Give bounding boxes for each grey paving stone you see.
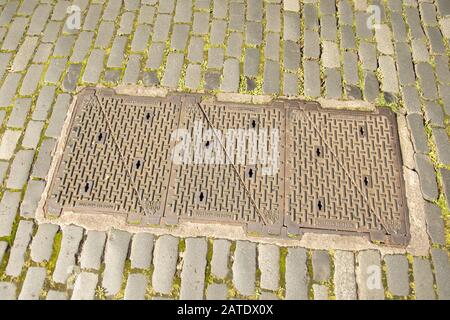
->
[123,55,141,84]
[180,238,208,300]
[375,25,394,55]
[411,39,430,63]
[284,41,300,72]
[45,58,67,84]
[211,239,231,279]
[395,43,416,86]
[304,3,319,30]
[118,12,135,35]
[31,86,55,120]
[206,283,227,300]
[171,24,190,51]
[385,254,410,296]
[423,100,444,127]
[45,94,71,139]
[95,22,114,48]
[0,282,16,300]
[5,220,34,277]
[263,60,280,94]
[124,273,148,300]
[6,150,34,190]
[322,41,340,69]
[53,225,84,284]
[20,180,45,219]
[54,35,76,57]
[138,5,155,24]
[187,37,204,63]
[379,56,399,94]
[20,64,44,96]
[192,12,209,35]
[30,223,59,263]
[103,0,121,20]
[430,248,450,300]
[266,4,281,32]
[130,233,154,270]
[355,12,372,39]
[173,0,192,21]
[42,21,62,43]
[210,20,227,45]
[159,0,175,13]
[436,0,450,16]
[359,42,377,71]
[32,138,56,179]
[0,73,21,107]
[363,71,379,102]
[248,0,263,21]
[325,68,342,99]
[161,53,184,89]
[338,0,353,25]
[414,154,438,201]
[244,48,260,77]
[63,64,82,92]
[80,231,107,271]
[146,42,165,69]
[229,3,244,31]
[131,25,151,53]
[319,0,336,15]
[152,235,179,295]
[283,12,300,41]
[407,113,429,154]
[283,72,298,96]
[312,250,331,282]
[246,21,262,45]
[0,52,11,79]
[0,192,21,237]
[70,32,93,63]
[304,60,321,98]
[205,71,221,90]
[50,0,70,21]
[83,4,102,31]
[440,84,450,115]
[142,71,160,86]
[432,128,450,165]
[12,37,39,72]
[195,0,210,10]
[185,64,202,89]
[18,267,46,300]
[425,26,446,54]
[102,230,131,296]
[334,251,357,300]
[71,272,98,300]
[208,47,224,69]
[419,2,437,26]
[320,15,337,41]
[340,25,356,49]
[259,292,279,300]
[0,162,7,184]
[2,17,28,51]
[343,52,359,86]
[0,1,19,27]
[153,14,172,42]
[313,284,329,300]
[213,0,227,18]
[440,168,450,205]
[22,121,44,149]
[285,248,308,300]
[0,241,6,263]
[303,30,320,59]
[356,250,384,300]
[221,59,240,93]
[0,130,21,161]
[435,56,450,84]
[406,7,426,40]
[413,258,436,300]
[390,12,408,42]
[107,36,128,68]
[258,244,279,291]
[227,32,243,58]
[232,241,256,296]
[46,290,67,300]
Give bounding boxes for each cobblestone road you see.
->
[0,0,449,300]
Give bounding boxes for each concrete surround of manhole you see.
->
[36,86,429,256]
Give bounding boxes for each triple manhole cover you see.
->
[44,88,410,245]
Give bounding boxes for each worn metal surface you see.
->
[44,88,409,245]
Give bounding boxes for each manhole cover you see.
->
[44,88,410,245]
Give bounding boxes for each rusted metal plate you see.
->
[44,88,410,245]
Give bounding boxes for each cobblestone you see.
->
[415,154,439,202]
[285,248,308,300]
[18,267,46,300]
[53,225,84,284]
[71,272,98,300]
[413,258,436,300]
[6,220,34,277]
[0,282,16,300]
[356,250,384,300]
[30,223,59,263]
[130,233,154,270]
[0,192,21,237]
[152,235,179,295]
[385,254,410,297]
[180,238,207,300]
[20,180,45,218]
[232,241,256,296]
[124,273,148,300]
[430,248,450,300]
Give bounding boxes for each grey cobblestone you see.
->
[321,15,337,41]
[2,17,28,51]
[0,2,19,27]
[423,101,444,128]
[123,55,141,84]
[440,168,450,205]
[146,42,165,69]
[425,27,446,54]
[130,233,154,270]
[138,5,155,24]
[42,21,62,43]
[385,254,409,296]
[304,60,320,98]
[431,248,450,300]
[103,0,122,20]
[22,121,44,149]
[208,48,224,69]
[21,64,44,96]
[432,128,450,165]
[187,37,204,63]
[0,73,21,107]
[375,25,394,55]
[211,239,231,279]
[413,258,436,300]
[0,130,21,160]
[71,32,94,63]
[71,272,98,300]
[356,250,384,300]
[415,153,438,202]
[283,72,298,96]
[322,41,340,69]
[304,30,320,59]
[416,62,438,100]
[284,41,300,72]
[152,235,179,295]
[54,35,75,57]
[312,250,331,282]
[0,192,21,237]
[334,251,357,300]
[312,284,329,300]
[45,94,71,139]
[95,22,114,49]
[6,150,34,190]
[32,86,56,121]
[185,64,201,89]
[395,43,416,86]
[63,64,82,92]
[32,139,56,179]
[180,238,207,300]
[221,58,240,93]
[205,71,221,90]
[46,290,67,300]
[174,0,192,23]
[102,230,131,296]
[325,68,342,99]
[258,244,279,291]
[118,12,135,35]
[340,25,356,49]
[227,32,243,58]
[379,56,399,94]
[0,282,16,300]
[153,14,172,42]
[83,4,102,31]
[244,48,260,77]
[0,241,6,264]
[206,283,227,300]
[232,241,256,296]
[263,60,280,94]
[407,113,429,154]
[53,225,84,284]
[6,220,34,277]
[131,25,152,53]
[266,4,281,32]
[285,247,308,300]
[229,3,244,31]
[210,20,227,45]
[30,223,59,263]
[18,267,46,300]
[411,40,430,63]
[80,231,107,271]
[124,273,148,300]
[171,24,190,51]
[45,58,67,84]
[12,37,38,72]
[162,53,184,88]
[283,12,300,41]
[20,180,45,218]
[107,37,128,68]
[390,12,408,42]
